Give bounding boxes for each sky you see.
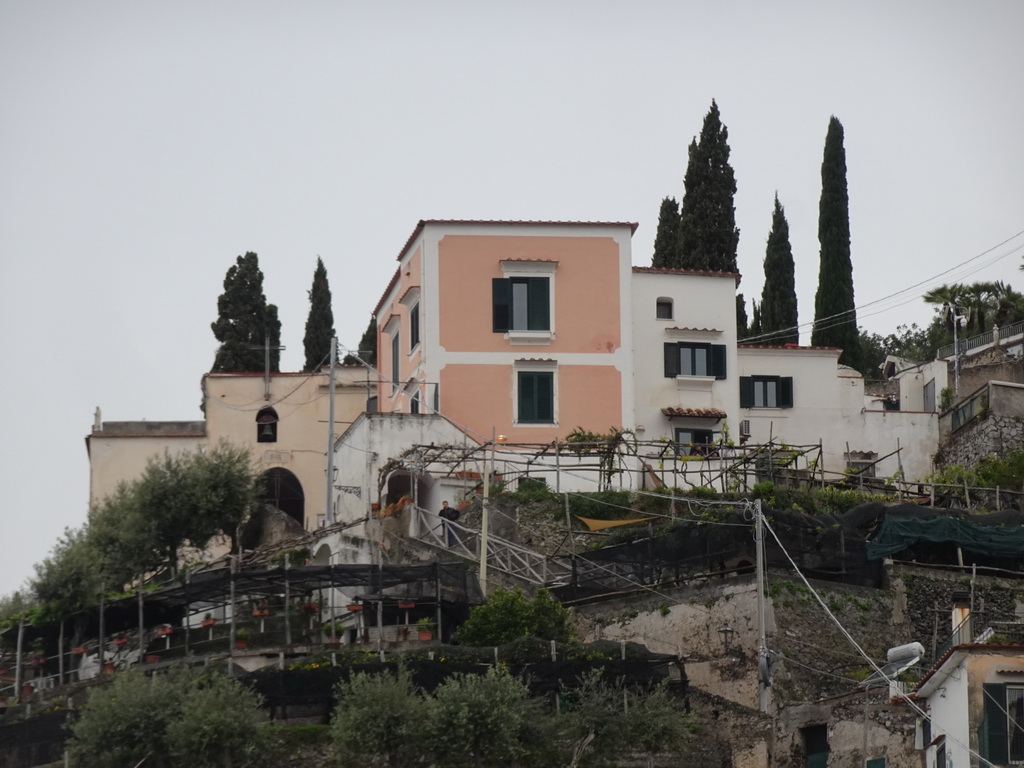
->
[1,1,1023,597]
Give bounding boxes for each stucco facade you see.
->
[87,367,371,530]
[374,220,637,442]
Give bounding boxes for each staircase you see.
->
[410,505,571,586]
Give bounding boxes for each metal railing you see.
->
[411,505,571,586]
[936,320,1024,360]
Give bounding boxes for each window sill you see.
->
[506,330,553,345]
[515,421,558,427]
[675,375,716,391]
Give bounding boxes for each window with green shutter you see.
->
[493,277,550,332]
[518,371,554,424]
[663,342,727,379]
[409,302,420,350]
[982,683,1009,764]
[740,376,794,408]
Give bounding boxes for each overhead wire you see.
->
[759,511,995,766]
[742,229,1024,346]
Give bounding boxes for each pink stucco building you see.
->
[373,220,640,442]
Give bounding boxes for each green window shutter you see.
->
[519,372,536,422]
[780,377,794,408]
[740,377,754,407]
[410,303,420,349]
[982,683,1009,764]
[492,278,510,332]
[536,372,553,422]
[711,344,727,379]
[518,372,554,423]
[664,343,679,378]
[526,277,550,330]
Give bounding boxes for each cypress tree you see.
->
[750,300,763,339]
[760,195,799,344]
[210,252,282,373]
[677,100,740,272]
[651,197,681,268]
[302,257,335,371]
[811,116,858,367]
[736,294,749,339]
[344,317,377,367]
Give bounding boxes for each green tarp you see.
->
[867,516,1024,561]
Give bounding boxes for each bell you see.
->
[260,423,275,438]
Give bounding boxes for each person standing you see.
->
[439,500,459,546]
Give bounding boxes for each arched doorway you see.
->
[260,468,304,526]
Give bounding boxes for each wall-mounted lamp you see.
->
[718,623,735,651]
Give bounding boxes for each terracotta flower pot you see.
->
[145,655,160,663]
[113,637,129,646]
[234,640,248,650]
[347,604,362,612]
[72,646,87,655]
[201,619,216,628]
[418,630,433,641]
[398,601,416,610]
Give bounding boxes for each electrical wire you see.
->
[742,229,1024,346]
[759,512,995,767]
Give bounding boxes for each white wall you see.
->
[631,270,739,442]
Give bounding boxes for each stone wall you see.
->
[938,412,1024,470]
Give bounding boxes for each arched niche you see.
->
[259,467,304,526]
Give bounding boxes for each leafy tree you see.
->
[561,671,692,768]
[31,526,101,624]
[677,100,740,272]
[811,117,859,368]
[331,666,428,767]
[69,670,266,768]
[426,668,537,768]
[166,674,269,768]
[211,252,282,373]
[69,669,185,768]
[651,197,681,268]
[303,257,335,372]
[344,316,377,367]
[858,321,948,377]
[88,442,260,581]
[760,195,799,344]
[456,587,574,646]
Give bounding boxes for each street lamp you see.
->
[942,303,969,396]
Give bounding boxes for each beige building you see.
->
[87,367,372,529]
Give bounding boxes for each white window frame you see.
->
[500,260,557,345]
[513,360,558,427]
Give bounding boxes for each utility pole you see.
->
[755,499,769,713]
[325,337,337,526]
[480,434,491,594]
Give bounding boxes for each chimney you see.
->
[952,590,972,645]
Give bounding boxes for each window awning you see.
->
[661,407,727,421]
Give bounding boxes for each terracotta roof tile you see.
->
[661,407,728,420]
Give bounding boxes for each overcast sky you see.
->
[2,1,1022,597]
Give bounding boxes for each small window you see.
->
[845,452,877,478]
[663,342,727,379]
[656,298,673,319]
[256,407,278,443]
[740,376,793,408]
[802,724,829,768]
[675,428,713,456]
[409,302,420,350]
[410,394,420,415]
[493,277,550,332]
[391,332,400,389]
[518,371,554,424]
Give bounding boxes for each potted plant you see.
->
[201,613,216,628]
[323,621,344,643]
[156,624,173,637]
[416,617,435,642]
[234,627,251,650]
[113,635,129,646]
